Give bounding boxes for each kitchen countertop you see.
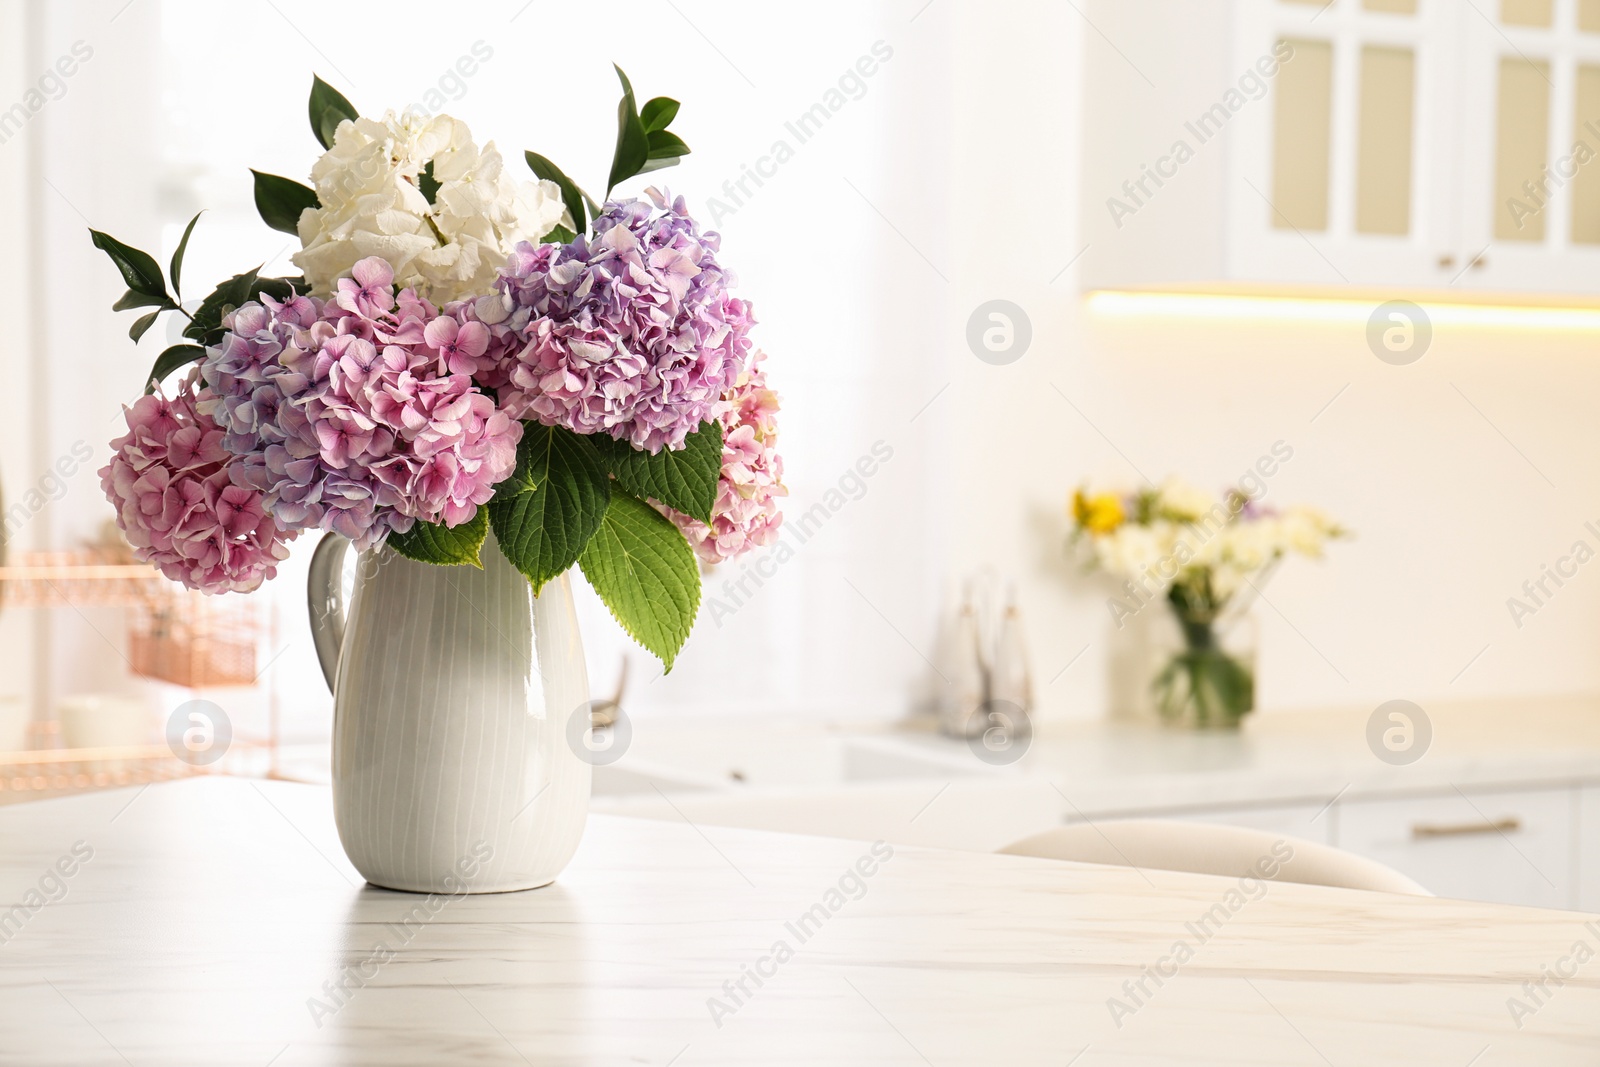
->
[594,697,1600,851]
[1,777,1597,1065]
[1002,694,1600,810]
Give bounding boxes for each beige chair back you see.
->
[999,819,1430,896]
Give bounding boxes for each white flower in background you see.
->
[1218,519,1277,572]
[1155,478,1218,523]
[1189,523,1227,568]
[1209,563,1246,602]
[293,111,572,304]
[1094,522,1177,584]
[1278,506,1339,557]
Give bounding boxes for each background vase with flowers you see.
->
[1070,478,1345,729]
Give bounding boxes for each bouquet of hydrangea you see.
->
[1069,478,1344,725]
[93,70,784,670]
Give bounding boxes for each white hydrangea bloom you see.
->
[293,111,572,304]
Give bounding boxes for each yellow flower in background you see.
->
[1072,490,1125,535]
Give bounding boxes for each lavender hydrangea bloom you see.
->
[199,294,409,549]
[493,188,754,454]
[198,259,520,551]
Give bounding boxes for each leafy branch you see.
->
[89,218,306,393]
[522,64,691,240]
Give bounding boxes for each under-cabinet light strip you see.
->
[1086,290,1600,330]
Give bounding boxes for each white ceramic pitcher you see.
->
[307,530,591,893]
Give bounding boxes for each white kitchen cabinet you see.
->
[1453,0,1600,290]
[1222,0,1459,287]
[1335,786,1578,909]
[1079,0,1600,294]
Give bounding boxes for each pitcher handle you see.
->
[307,532,351,695]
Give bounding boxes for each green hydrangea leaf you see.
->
[593,421,722,525]
[387,509,489,568]
[488,424,611,593]
[578,492,700,671]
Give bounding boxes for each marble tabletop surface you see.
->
[1,777,1597,1065]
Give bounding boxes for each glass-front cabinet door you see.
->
[1455,0,1600,290]
[1078,0,1600,294]
[1227,0,1459,286]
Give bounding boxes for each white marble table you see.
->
[0,778,1596,1065]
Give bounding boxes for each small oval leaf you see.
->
[170,211,203,297]
[640,96,680,133]
[144,344,206,394]
[89,229,169,301]
[252,171,319,235]
[308,74,358,149]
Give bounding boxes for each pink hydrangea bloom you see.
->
[100,374,296,593]
[493,188,754,454]
[198,258,521,550]
[659,351,785,564]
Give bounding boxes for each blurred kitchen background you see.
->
[4,0,1600,911]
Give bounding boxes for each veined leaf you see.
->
[488,424,611,593]
[491,432,538,501]
[578,492,700,671]
[388,509,489,567]
[594,421,722,525]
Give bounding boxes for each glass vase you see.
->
[1149,608,1257,729]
